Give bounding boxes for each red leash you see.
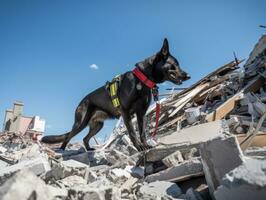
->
[132,67,160,138]
[152,102,160,138]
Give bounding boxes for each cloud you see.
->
[89,64,99,70]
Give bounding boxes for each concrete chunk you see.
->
[214,158,266,200]
[0,155,50,184]
[68,178,120,200]
[138,181,182,199]
[199,135,243,196]
[107,168,131,184]
[146,120,227,162]
[44,159,97,183]
[0,169,67,200]
[145,158,203,183]
[186,188,204,200]
[162,150,184,167]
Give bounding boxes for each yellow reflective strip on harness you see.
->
[112,98,120,107]
[110,84,116,96]
[110,82,120,107]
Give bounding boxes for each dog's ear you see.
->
[160,38,169,57]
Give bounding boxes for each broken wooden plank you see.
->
[171,60,242,99]
[206,75,266,122]
[169,83,209,118]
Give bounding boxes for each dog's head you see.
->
[151,38,190,84]
[135,38,190,85]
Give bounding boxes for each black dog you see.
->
[41,38,190,151]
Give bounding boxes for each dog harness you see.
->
[106,75,121,109]
[132,67,161,138]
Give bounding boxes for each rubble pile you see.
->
[0,35,266,200]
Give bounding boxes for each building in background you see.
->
[2,101,45,140]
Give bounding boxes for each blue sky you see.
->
[0,0,265,144]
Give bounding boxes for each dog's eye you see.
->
[170,66,176,70]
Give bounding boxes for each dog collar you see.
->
[132,67,156,89]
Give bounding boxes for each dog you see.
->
[41,38,190,151]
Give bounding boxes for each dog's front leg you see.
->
[136,109,151,150]
[121,110,143,151]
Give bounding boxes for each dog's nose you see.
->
[181,72,190,80]
[185,74,191,80]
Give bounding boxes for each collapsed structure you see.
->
[0,35,266,200]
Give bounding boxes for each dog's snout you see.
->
[181,71,190,80]
[185,74,191,80]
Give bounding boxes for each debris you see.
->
[162,150,184,167]
[0,34,265,200]
[199,135,244,196]
[214,158,266,200]
[145,158,203,183]
[137,181,182,199]
[0,169,67,200]
[0,155,50,184]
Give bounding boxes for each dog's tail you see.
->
[41,132,69,144]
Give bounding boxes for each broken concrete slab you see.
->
[214,158,266,200]
[44,159,97,183]
[0,169,67,200]
[146,120,227,162]
[199,134,244,197]
[158,120,227,145]
[138,181,182,199]
[0,155,50,184]
[145,157,203,183]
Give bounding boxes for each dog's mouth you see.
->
[167,70,190,85]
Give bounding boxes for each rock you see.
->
[107,168,131,185]
[120,176,139,194]
[68,178,120,200]
[214,158,266,200]
[105,149,135,166]
[162,150,184,167]
[125,165,144,178]
[0,146,7,153]
[0,155,50,184]
[145,158,203,183]
[138,181,182,199]
[186,188,204,200]
[184,148,198,160]
[44,159,97,183]
[59,175,87,188]
[20,144,41,161]
[199,134,243,197]
[0,169,67,200]
[0,160,9,169]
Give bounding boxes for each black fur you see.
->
[41,38,190,151]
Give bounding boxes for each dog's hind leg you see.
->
[83,110,108,151]
[60,100,94,150]
[83,121,104,151]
